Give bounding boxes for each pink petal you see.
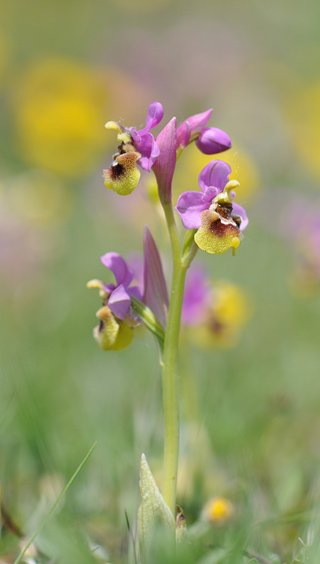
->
[108,284,131,320]
[175,191,209,229]
[176,109,213,147]
[144,101,164,131]
[131,130,160,171]
[232,202,249,231]
[198,160,231,192]
[182,267,211,325]
[152,117,177,205]
[128,285,143,301]
[100,252,133,287]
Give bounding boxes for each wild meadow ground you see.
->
[1,198,320,563]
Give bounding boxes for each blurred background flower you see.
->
[182,266,252,348]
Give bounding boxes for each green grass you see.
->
[1,189,320,563]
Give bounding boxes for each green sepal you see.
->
[182,229,198,268]
[137,454,175,545]
[131,296,165,352]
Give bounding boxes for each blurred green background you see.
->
[1,0,320,562]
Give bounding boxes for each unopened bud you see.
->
[196,127,232,155]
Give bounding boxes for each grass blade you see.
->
[13,441,97,564]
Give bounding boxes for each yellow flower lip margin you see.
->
[87,279,135,351]
[94,305,134,351]
[194,209,241,255]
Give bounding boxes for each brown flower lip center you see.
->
[109,159,126,180]
[104,148,141,182]
[208,217,240,239]
[207,202,242,238]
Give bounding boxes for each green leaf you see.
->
[137,453,175,545]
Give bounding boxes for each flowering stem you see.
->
[161,202,188,515]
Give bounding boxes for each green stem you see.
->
[161,203,188,515]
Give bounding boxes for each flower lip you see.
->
[194,207,241,255]
[94,304,134,351]
[103,148,141,196]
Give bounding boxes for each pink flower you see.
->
[176,160,248,255]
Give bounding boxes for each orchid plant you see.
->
[87,102,248,549]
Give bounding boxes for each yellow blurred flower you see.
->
[202,496,234,526]
[285,82,320,179]
[212,282,250,327]
[13,58,110,177]
[174,142,259,206]
[188,282,252,350]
